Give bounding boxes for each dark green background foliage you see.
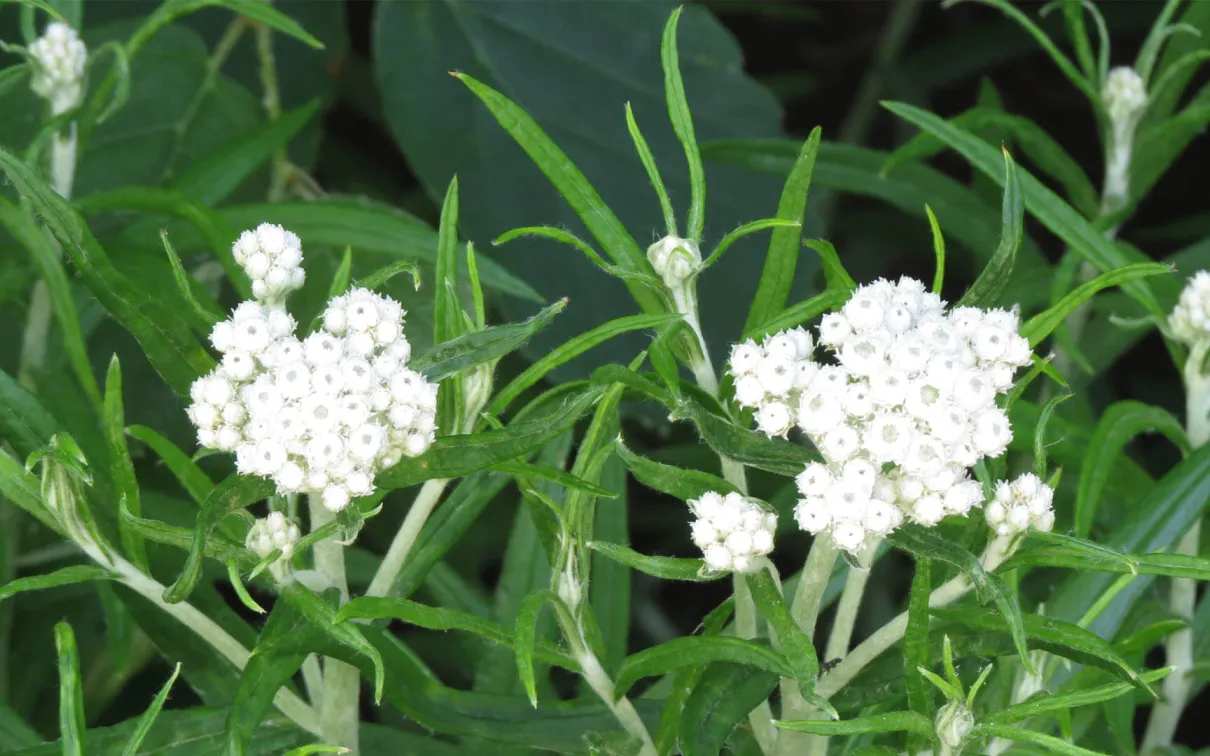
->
[2,0,1210,754]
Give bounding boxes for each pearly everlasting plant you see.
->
[2,2,1209,756]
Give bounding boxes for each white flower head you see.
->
[232,224,307,305]
[647,235,701,285]
[688,491,775,574]
[985,473,1055,536]
[1102,66,1147,124]
[246,512,301,581]
[187,228,437,514]
[28,22,87,115]
[1169,270,1210,348]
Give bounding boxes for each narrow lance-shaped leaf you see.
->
[905,557,934,737]
[678,397,818,477]
[120,664,182,756]
[587,541,717,583]
[982,667,1172,726]
[614,636,795,699]
[411,299,567,383]
[776,711,935,736]
[661,6,705,243]
[1021,262,1173,347]
[615,439,739,501]
[625,102,677,238]
[746,568,828,710]
[0,565,115,602]
[745,128,822,332]
[971,722,1113,756]
[159,230,224,329]
[54,622,85,756]
[126,424,215,506]
[803,239,857,293]
[679,662,778,756]
[0,150,215,394]
[376,386,605,490]
[104,357,148,571]
[957,146,1022,308]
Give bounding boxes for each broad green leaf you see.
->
[882,100,1166,316]
[614,636,794,698]
[884,106,1100,218]
[121,664,181,756]
[888,525,1032,671]
[744,128,822,332]
[54,622,85,756]
[174,100,320,207]
[971,723,1111,756]
[587,542,715,582]
[163,474,275,604]
[677,397,817,477]
[661,6,705,242]
[615,439,738,500]
[376,386,605,490]
[982,667,1172,726]
[334,596,577,672]
[493,314,678,417]
[956,147,1021,308]
[1020,262,1173,347]
[0,565,114,602]
[775,711,934,736]
[411,299,567,383]
[127,424,215,506]
[375,1,791,377]
[1075,400,1189,538]
[931,607,1146,691]
[0,196,102,411]
[0,149,215,395]
[678,662,778,756]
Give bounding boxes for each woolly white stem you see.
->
[1141,352,1210,749]
[366,478,449,598]
[309,496,360,753]
[577,650,656,755]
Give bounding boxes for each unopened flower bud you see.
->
[1102,66,1147,124]
[647,235,701,285]
[935,700,974,749]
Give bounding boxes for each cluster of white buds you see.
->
[688,491,776,574]
[647,235,701,285]
[984,473,1055,536]
[1102,66,1148,125]
[729,277,1033,552]
[246,512,301,561]
[1168,271,1210,347]
[186,225,438,512]
[231,224,306,304]
[730,327,816,437]
[27,22,87,115]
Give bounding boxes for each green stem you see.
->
[308,496,360,753]
[366,478,450,598]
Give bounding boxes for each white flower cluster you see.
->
[246,512,301,561]
[232,224,306,304]
[28,22,87,115]
[688,491,776,574]
[985,473,1055,536]
[1168,271,1210,347]
[1102,66,1147,124]
[730,277,1033,552]
[647,235,701,285]
[186,225,438,512]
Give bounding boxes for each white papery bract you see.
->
[730,277,1033,553]
[28,22,87,115]
[647,235,701,285]
[1103,66,1147,124]
[688,491,776,574]
[984,473,1055,536]
[246,512,301,561]
[231,224,307,305]
[1168,271,1210,347]
[187,226,438,512]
